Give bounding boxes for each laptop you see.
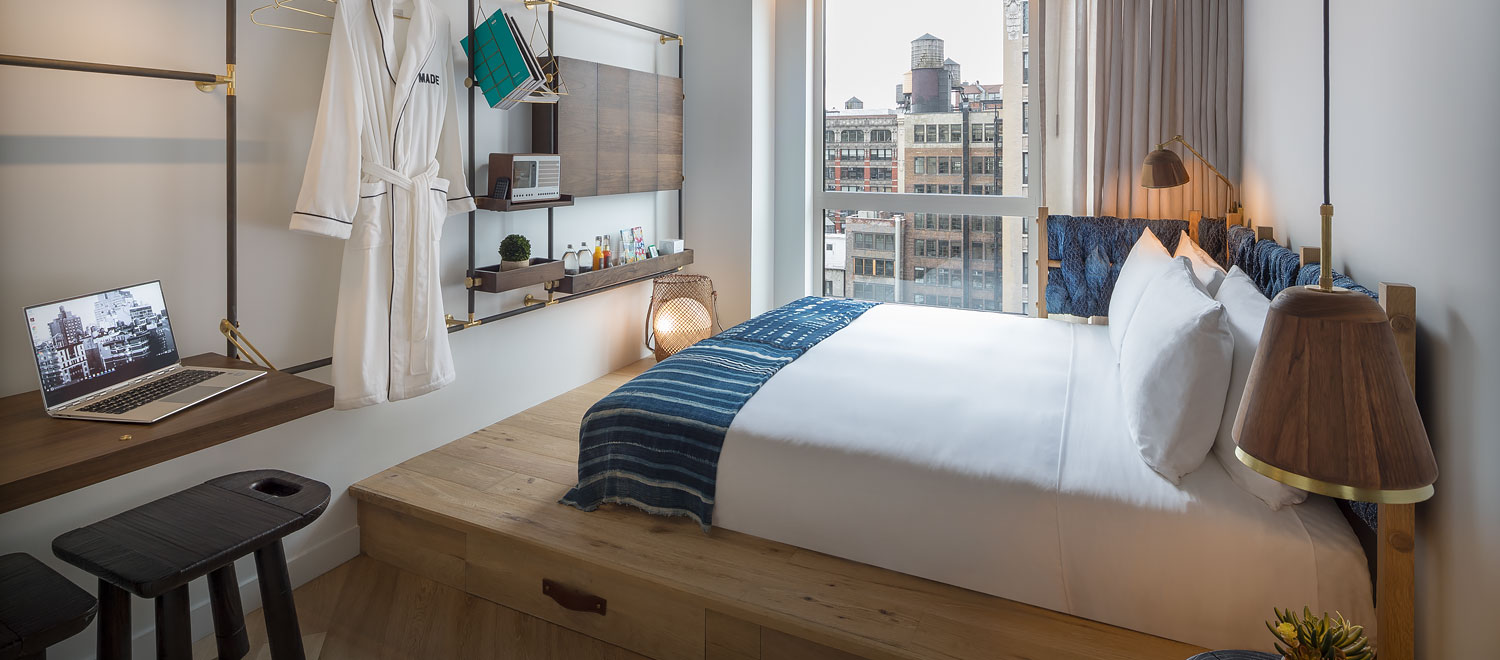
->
[24,281,265,423]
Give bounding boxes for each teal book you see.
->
[461,10,532,108]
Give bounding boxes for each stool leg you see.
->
[154,585,192,660]
[97,579,131,660]
[253,541,304,660]
[207,565,250,660]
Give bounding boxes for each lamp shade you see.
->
[1139,148,1190,189]
[1233,286,1438,503]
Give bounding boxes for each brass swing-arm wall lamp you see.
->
[1139,134,1242,216]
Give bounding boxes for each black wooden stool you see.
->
[52,470,328,660]
[0,553,98,660]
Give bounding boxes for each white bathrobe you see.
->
[290,0,475,409]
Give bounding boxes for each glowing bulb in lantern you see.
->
[653,296,712,358]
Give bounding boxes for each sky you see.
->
[824,0,1015,111]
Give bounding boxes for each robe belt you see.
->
[362,159,442,375]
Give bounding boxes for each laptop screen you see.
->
[24,281,180,408]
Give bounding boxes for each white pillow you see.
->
[1108,229,1175,359]
[1119,257,1234,483]
[1173,230,1227,296]
[1212,267,1308,509]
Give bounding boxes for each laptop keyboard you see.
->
[77,370,224,415]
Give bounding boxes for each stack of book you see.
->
[463,9,550,110]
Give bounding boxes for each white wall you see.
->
[0,1,684,657]
[684,0,776,326]
[1241,1,1500,656]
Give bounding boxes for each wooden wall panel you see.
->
[556,58,598,196]
[595,63,631,196]
[542,56,683,197]
[658,75,684,190]
[628,69,659,193]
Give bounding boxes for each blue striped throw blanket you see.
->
[560,296,877,528]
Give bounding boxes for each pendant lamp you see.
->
[1232,1,1437,503]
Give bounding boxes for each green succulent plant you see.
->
[499,234,532,263]
[1266,607,1373,660]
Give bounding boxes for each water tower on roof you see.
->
[845,96,863,110]
[944,58,962,88]
[911,33,944,69]
[909,33,950,113]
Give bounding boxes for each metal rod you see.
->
[467,0,477,320]
[678,39,684,241]
[546,5,556,259]
[226,0,239,358]
[553,1,679,39]
[283,357,332,375]
[0,54,221,84]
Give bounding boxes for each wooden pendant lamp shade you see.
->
[1139,148,1190,189]
[1233,286,1438,503]
[647,274,716,361]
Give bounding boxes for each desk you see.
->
[0,354,333,514]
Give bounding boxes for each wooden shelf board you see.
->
[0,353,333,514]
[475,194,575,213]
[555,249,693,294]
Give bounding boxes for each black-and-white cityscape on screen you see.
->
[25,281,177,404]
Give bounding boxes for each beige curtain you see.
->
[1088,0,1242,219]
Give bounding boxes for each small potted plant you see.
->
[1266,607,1372,660]
[499,234,532,271]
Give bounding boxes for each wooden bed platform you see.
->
[350,360,1205,660]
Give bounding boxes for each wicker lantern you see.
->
[647,274,717,361]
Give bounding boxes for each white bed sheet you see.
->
[713,303,1374,650]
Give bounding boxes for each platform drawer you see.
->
[466,531,705,660]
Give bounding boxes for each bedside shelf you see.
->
[556,250,693,294]
[470,259,566,293]
[0,353,333,514]
[475,195,575,212]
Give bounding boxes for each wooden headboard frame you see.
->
[1032,208,1419,660]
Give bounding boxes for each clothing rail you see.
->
[0,1,240,359]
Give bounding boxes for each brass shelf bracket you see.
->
[524,281,561,307]
[445,313,482,329]
[660,34,683,46]
[196,63,235,95]
[219,319,275,370]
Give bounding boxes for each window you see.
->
[1022,152,1030,185]
[840,148,865,159]
[853,257,895,277]
[853,232,895,251]
[825,130,835,143]
[824,167,835,180]
[820,0,1039,312]
[1023,52,1030,85]
[1022,101,1029,135]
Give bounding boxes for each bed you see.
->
[561,214,1407,654]
[712,303,1372,650]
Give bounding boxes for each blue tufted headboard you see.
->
[1041,215,1190,318]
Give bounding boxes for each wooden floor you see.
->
[191,555,648,660]
[349,358,1207,660]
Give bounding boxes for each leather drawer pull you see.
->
[542,578,607,616]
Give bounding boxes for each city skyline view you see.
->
[824,0,1011,109]
[25,281,168,348]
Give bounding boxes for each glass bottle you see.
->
[562,244,578,275]
[576,242,591,272]
[592,236,603,271]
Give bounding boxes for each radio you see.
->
[488,153,561,203]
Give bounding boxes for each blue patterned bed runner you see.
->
[560,296,877,528]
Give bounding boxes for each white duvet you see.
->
[713,303,1374,651]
